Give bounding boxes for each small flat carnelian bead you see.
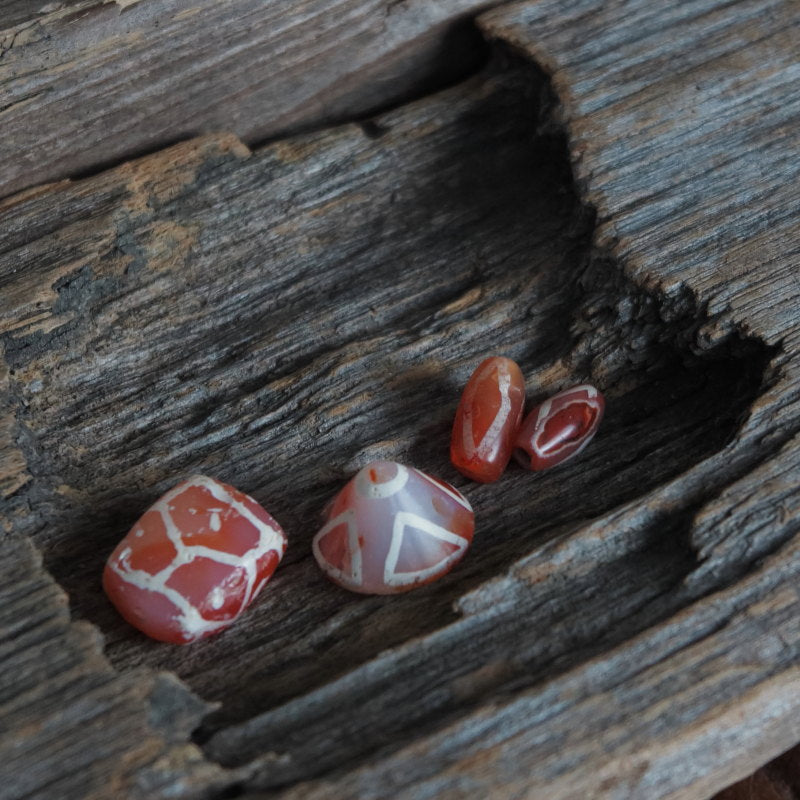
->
[514,384,605,471]
[103,475,287,644]
[450,356,526,483]
[312,460,474,594]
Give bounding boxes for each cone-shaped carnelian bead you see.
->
[103,475,287,644]
[451,356,526,482]
[313,460,474,594]
[514,384,604,471]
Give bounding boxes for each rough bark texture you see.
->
[0,0,798,798]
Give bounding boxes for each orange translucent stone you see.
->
[450,356,526,482]
[513,384,605,471]
[103,475,287,644]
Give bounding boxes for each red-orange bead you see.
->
[514,384,604,471]
[103,475,287,644]
[313,461,474,594]
[451,356,526,483]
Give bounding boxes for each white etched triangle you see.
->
[383,511,468,587]
[413,469,472,511]
[312,509,362,586]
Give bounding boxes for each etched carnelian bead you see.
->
[514,384,604,471]
[103,475,287,644]
[312,460,474,594]
[451,356,526,483]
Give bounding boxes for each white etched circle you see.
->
[355,462,409,499]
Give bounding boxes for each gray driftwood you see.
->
[0,0,798,798]
[0,0,490,199]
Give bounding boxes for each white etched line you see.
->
[113,476,286,641]
[384,511,469,587]
[194,476,286,552]
[413,469,472,512]
[109,561,231,640]
[532,396,600,459]
[476,360,512,460]
[186,476,286,607]
[461,361,512,461]
[312,509,361,586]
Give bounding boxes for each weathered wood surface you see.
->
[1,0,799,798]
[0,535,232,799]
[0,0,490,199]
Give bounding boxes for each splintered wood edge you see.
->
[0,534,236,798]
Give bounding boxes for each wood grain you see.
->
[0,0,491,199]
[0,535,232,799]
[0,0,798,798]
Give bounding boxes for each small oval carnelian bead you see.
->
[450,356,526,483]
[312,460,474,594]
[103,475,287,644]
[513,384,604,471]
